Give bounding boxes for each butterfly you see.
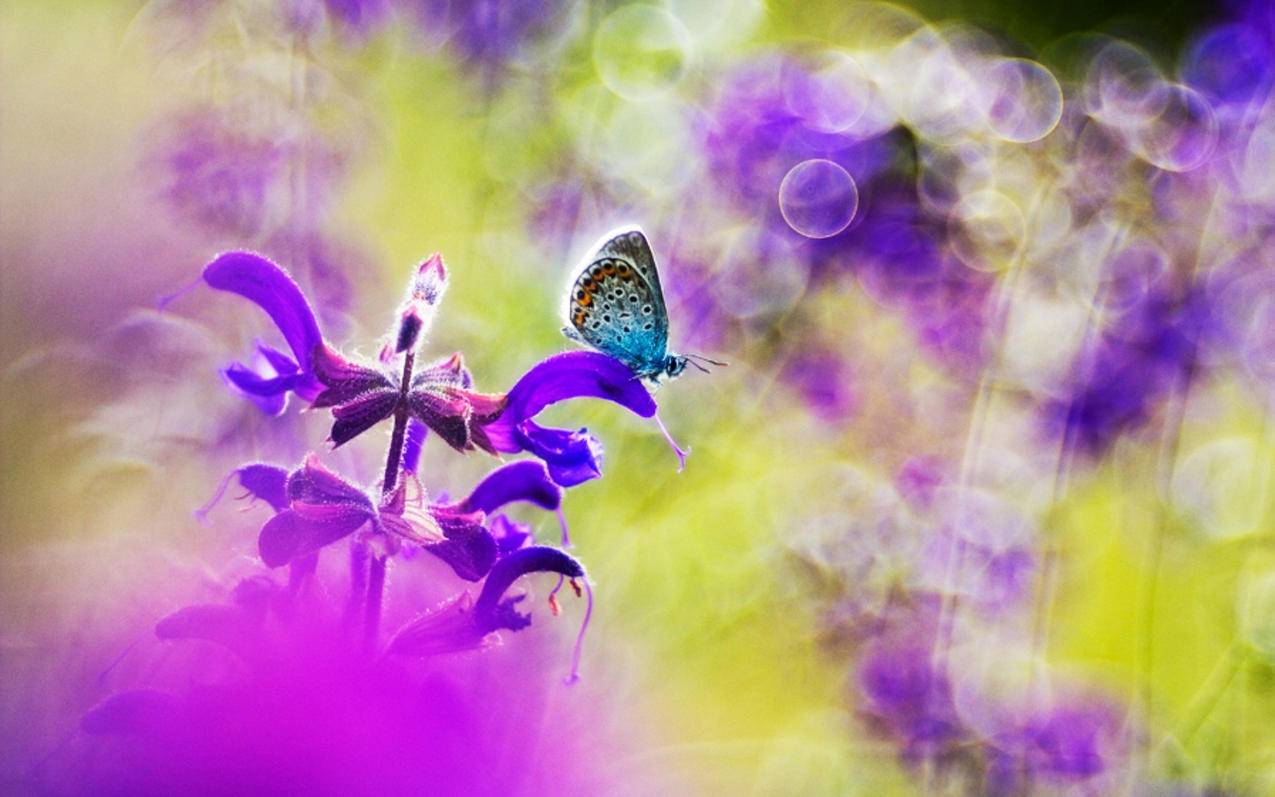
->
[563,227,722,382]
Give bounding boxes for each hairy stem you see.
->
[365,351,415,650]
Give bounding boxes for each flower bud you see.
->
[392,252,449,355]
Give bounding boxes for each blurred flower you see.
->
[403,0,572,84]
[782,345,859,423]
[150,109,344,241]
[75,555,600,795]
[1042,286,1210,457]
[855,599,964,761]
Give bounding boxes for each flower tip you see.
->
[412,252,448,305]
[419,251,446,279]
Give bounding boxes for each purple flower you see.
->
[480,351,679,486]
[405,0,570,84]
[388,545,593,682]
[198,251,326,414]
[214,453,571,584]
[76,570,607,795]
[858,637,964,759]
[1041,286,1208,457]
[986,695,1125,791]
[782,346,858,422]
[311,345,506,452]
[150,109,344,240]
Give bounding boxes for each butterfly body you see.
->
[564,227,690,382]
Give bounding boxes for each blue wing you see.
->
[565,228,670,376]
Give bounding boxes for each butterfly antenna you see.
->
[688,354,728,369]
[687,358,712,374]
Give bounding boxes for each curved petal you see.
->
[235,464,290,512]
[495,351,657,426]
[203,251,323,391]
[386,593,490,656]
[473,545,585,633]
[456,460,561,514]
[194,463,290,523]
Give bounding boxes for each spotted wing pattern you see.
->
[567,228,670,376]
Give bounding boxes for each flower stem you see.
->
[382,351,416,496]
[365,351,415,650]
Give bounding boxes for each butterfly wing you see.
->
[565,227,670,375]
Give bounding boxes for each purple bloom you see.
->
[251,454,500,582]
[389,545,593,681]
[858,636,963,759]
[195,463,290,524]
[782,346,858,422]
[1042,286,1208,457]
[150,109,345,240]
[986,695,1125,791]
[404,0,570,84]
[481,351,682,485]
[200,251,326,414]
[312,345,505,452]
[76,571,607,795]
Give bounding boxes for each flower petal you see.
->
[496,351,657,425]
[311,344,394,409]
[329,388,399,448]
[456,460,562,515]
[402,418,428,475]
[81,690,182,736]
[203,251,323,396]
[407,388,473,452]
[286,454,375,510]
[473,545,585,633]
[195,463,290,523]
[423,507,498,582]
[411,351,473,389]
[235,464,291,512]
[515,422,604,487]
[259,504,371,567]
[386,593,490,656]
[489,513,533,555]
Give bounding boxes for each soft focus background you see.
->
[3,0,1275,794]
